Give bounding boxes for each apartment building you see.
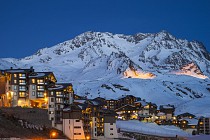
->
[75,98,119,139]
[28,72,56,108]
[198,117,210,135]
[62,104,86,140]
[0,70,6,106]
[48,83,74,131]
[2,67,34,107]
[0,67,59,108]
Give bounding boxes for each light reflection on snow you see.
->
[123,68,155,79]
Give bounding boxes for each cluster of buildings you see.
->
[101,94,210,135]
[0,67,118,139]
[0,67,210,139]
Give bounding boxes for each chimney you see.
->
[10,67,13,70]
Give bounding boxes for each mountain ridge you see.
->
[1,30,210,117]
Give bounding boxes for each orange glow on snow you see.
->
[173,63,208,79]
[174,71,208,79]
[124,68,155,79]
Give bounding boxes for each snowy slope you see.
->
[0,31,210,116]
[116,120,190,137]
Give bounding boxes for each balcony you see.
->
[56,94,63,97]
[19,82,26,85]
[37,94,44,98]
[19,76,26,79]
[63,101,69,104]
[19,93,26,98]
[56,100,63,104]
[37,88,45,91]
[19,88,26,91]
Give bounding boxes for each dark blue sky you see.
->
[0,0,210,58]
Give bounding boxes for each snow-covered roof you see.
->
[135,100,148,106]
[48,83,72,90]
[6,69,27,73]
[29,72,52,78]
[179,118,198,125]
[48,85,64,90]
[160,105,175,109]
[157,112,166,116]
[74,99,86,104]
[116,120,190,137]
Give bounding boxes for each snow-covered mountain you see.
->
[1,31,210,116]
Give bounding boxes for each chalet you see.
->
[137,101,157,122]
[106,99,118,110]
[177,112,195,119]
[178,118,198,134]
[115,104,138,120]
[117,95,137,108]
[159,104,175,120]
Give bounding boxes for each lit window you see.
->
[19,73,26,77]
[56,98,63,103]
[37,79,44,84]
[56,92,62,96]
[32,79,35,83]
[14,80,17,84]
[19,80,26,84]
[14,74,17,77]
[19,92,26,97]
[51,91,54,96]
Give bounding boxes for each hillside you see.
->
[0,107,66,139]
[0,31,210,117]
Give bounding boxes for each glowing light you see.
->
[172,63,208,79]
[50,131,58,138]
[123,68,155,79]
[86,136,90,140]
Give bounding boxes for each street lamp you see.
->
[50,130,58,139]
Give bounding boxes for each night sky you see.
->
[0,0,210,58]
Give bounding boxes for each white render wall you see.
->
[92,117,97,138]
[69,92,73,104]
[166,113,172,120]
[29,84,36,100]
[104,123,118,139]
[63,119,85,140]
